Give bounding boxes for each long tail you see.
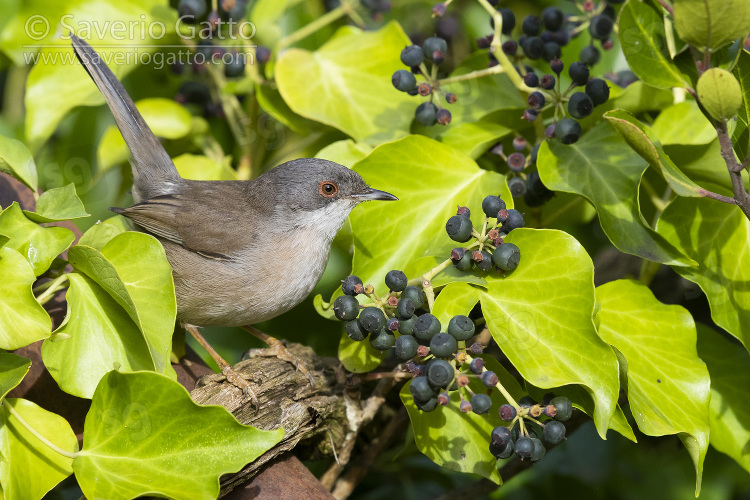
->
[71,35,179,201]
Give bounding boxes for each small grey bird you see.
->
[71,36,397,401]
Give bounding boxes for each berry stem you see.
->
[35,274,69,306]
[436,64,507,86]
[2,401,79,459]
[275,3,350,51]
[716,121,750,221]
[464,354,519,407]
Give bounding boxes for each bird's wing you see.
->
[112,194,186,247]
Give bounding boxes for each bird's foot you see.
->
[200,367,260,409]
[242,327,316,387]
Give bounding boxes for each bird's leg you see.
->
[241,325,316,387]
[184,324,260,408]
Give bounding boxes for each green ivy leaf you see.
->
[481,229,619,437]
[604,109,704,197]
[0,399,77,500]
[77,216,129,250]
[0,247,51,349]
[697,324,750,474]
[0,134,37,191]
[651,101,716,145]
[173,154,237,181]
[596,279,709,495]
[663,140,747,192]
[22,183,90,223]
[275,22,415,142]
[431,281,481,327]
[256,84,313,135]
[538,121,693,266]
[656,196,750,349]
[732,49,750,161]
[349,135,510,296]
[439,121,513,159]
[0,352,31,400]
[619,0,696,88]
[74,370,284,500]
[673,0,750,51]
[0,203,75,276]
[67,232,176,376]
[338,333,384,373]
[315,140,372,168]
[400,355,523,485]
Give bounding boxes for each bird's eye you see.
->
[318,181,338,198]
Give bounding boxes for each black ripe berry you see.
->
[522,15,542,36]
[414,313,441,342]
[508,152,526,172]
[515,436,534,459]
[345,319,366,341]
[395,335,419,361]
[392,69,417,92]
[542,7,564,31]
[524,171,554,207]
[469,357,484,374]
[580,45,601,66]
[447,315,475,341]
[333,295,359,321]
[342,275,363,295]
[498,403,517,421]
[499,7,516,34]
[481,370,498,387]
[500,209,525,233]
[482,195,506,217]
[554,118,582,144]
[507,177,526,198]
[471,394,493,414]
[490,439,514,459]
[451,247,472,271]
[549,57,564,75]
[370,328,395,350]
[492,242,521,271]
[398,314,417,335]
[585,78,610,106]
[415,102,438,126]
[475,250,493,271]
[385,270,408,292]
[542,42,561,62]
[423,36,448,61]
[446,214,473,242]
[527,91,545,110]
[524,72,539,88]
[491,425,512,446]
[540,74,555,90]
[417,398,438,412]
[397,297,416,318]
[411,376,436,403]
[543,420,566,444]
[502,40,518,55]
[401,286,425,309]
[530,438,546,462]
[589,14,614,39]
[427,359,454,388]
[550,396,573,421]
[436,108,452,125]
[568,61,590,86]
[522,37,544,59]
[224,55,245,77]
[178,0,207,21]
[358,307,386,333]
[401,45,424,67]
[430,332,458,359]
[445,92,457,104]
[568,92,594,119]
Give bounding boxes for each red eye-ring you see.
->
[318,181,338,198]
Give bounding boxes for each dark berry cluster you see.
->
[490,394,572,461]
[446,195,524,274]
[391,38,456,126]
[489,141,554,207]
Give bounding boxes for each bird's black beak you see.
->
[352,188,398,201]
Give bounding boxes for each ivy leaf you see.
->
[673,0,750,52]
[431,281,481,327]
[0,247,51,350]
[173,154,237,181]
[22,183,90,223]
[0,134,37,191]
[538,121,694,266]
[77,216,129,250]
[0,203,75,276]
[74,370,284,500]
[67,232,176,376]
[0,399,77,500]
[596,280,710,495]
[439,121,513,159]
[480,229,619,437]
[400,356,522,485]
[315,140,372,168]
[0,352,31,400]
[349,135,510,296]
[338,334,383,373]
[697,324,750,474]
[619,0,696,88]
[651,101,716,146]
[275,22,415,142]
[732,49,750,161]
[656,196,750,350]
[604,109,704,197]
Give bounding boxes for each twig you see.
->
[717,122,750,220]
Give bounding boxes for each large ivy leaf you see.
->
[67,232,176,375]
[77,216,129,250]
[349,135,510,296]
[400,355,523,485]
[0,203,75,276]
[733,49,750,161]
[651,101,716,145]
[0,399,77,500]
[23,183,89,223]
[663,140,747,192]
[0,353,31,400]
[275,22,415,142]
[315,139,372,168]
[604,109,704,197]
[431,282,481,327]
[673,0,750,51]
[656,196,750,349]
[0,134,37,191]
[74,370,284,500]
[697,325,750,474]
[596,280,710,495]
[538,121,693,266]
[0,247,51,349]
[439,121,513,159]
[173,154,237,181]
[42,273,155,398]
[481,229,619,437]
[619,0,696,89]
[338,333,383,373]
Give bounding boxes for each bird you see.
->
[70,35,397,404]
